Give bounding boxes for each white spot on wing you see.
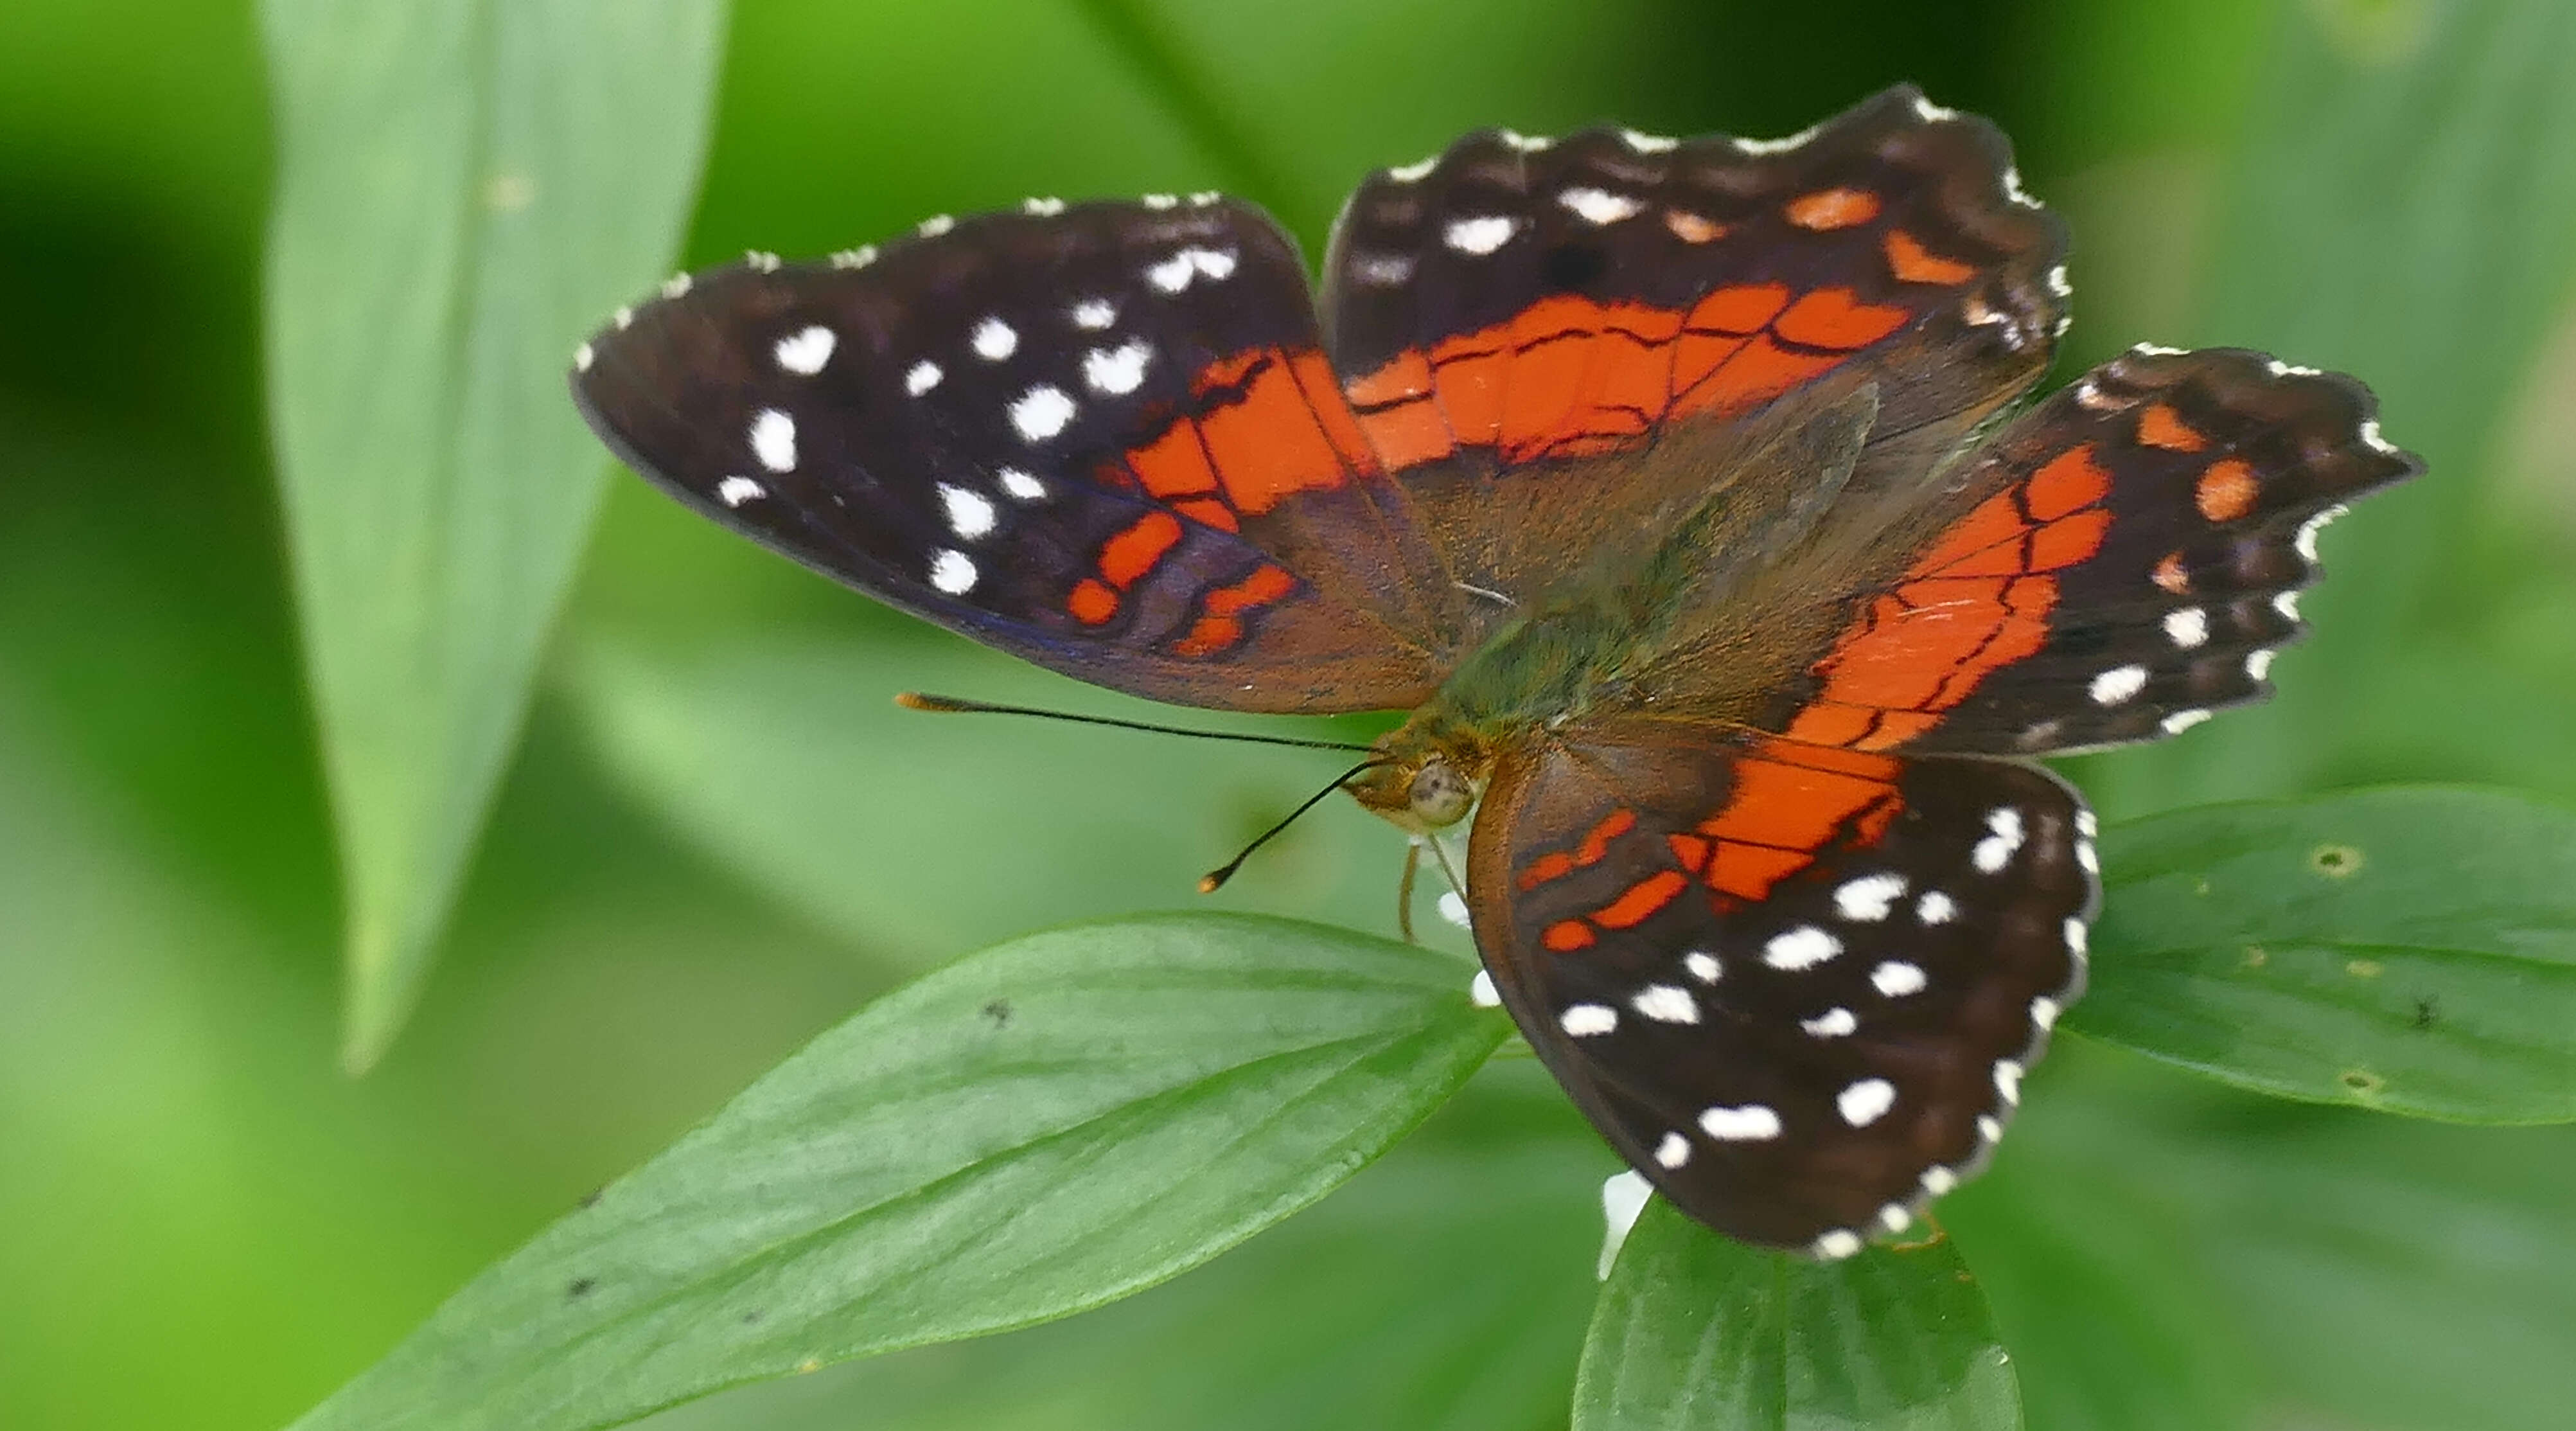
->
[1872,961,1928,997]
[2090,664,2149,706]
[2165,607,2209,649]
[1995,1060,2024,1105]
[1010,385,1077,441]
[1654,1132,1691,1168]
[1921,1166,1959,1195]
[1140,193,1178,209]
[2065,918,2089,957]
[971,317,1018,360]
[2358,420,2399,456]
[904,360,943,396]
[1469,969,1499,1008]
[1916,891,1957,925]
[1879,1204,1913,1233]
[1973,807,2025,874]
[1699,1104,1783,1141]
[1560,1003,1618,1036]
[1439,891,1470,928]
[1443,215,1519,255]
[1387,156,1438,182]
[937,483,996,539]
[1734,121,1822,155]
[1978,1114,2004,1143]
[774,325,836,375]
[917,214,955,236]
[716,476,764,507]
[1838,1078,1897,1127]
[1683,950,1721,983]
[1803,1006,1858,1038]
[830,245,878,269]
[745,249,781,272]
[1071,298,1117,330]
[2031,996,2061,1030]
[1632,984,1699,1024]
[1813,1229,1864,1260]
[1021,195,1066,215]
[1350,253,1415,285]
[748,409,797,472]
[1834,873,1907,922]
[1621,127,1680,152]
[2246,648,2277,681]
[1558,186,1644,224]
[573,342,594,372]
[1083,339,1152,395]
[2162,708,2213,734]
[2274,591,2302,621]
[928,548,976,594]
[1909,94,1961,123]
[660,272,691,299]
[997,467,1046,501]
[1763,925,1842,970]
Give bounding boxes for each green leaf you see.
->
[639,1063,1609,1431]
[2073,787,2576,1121]
[1575,1200,2018,1431]
[290,913,1505,1431]
[260,0,727,1069]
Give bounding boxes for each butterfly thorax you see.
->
[1349,572,1689,834]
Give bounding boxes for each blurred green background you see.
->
[4,1,2573,1428]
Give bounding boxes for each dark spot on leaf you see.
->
[2338,1067,2384,1096]
[1541,242,1607,290]
[2411,995,2439,1031]
[567,1277,596,1299]
[578,1187,604,1209]
[742,1310,764,1325]
[2310,842,2363,878]
[982,999,1012,1027]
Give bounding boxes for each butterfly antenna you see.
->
[1199,756,1389,894]
[897,692,1377,752]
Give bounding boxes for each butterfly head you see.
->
[1346,718,1495,835]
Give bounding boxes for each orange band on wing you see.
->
[1344,278,1928,473]
[1689,739,1901,902]
[1118,345,1382,532]
[1778,441,2120,753]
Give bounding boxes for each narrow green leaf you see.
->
[1575,1200,2018,1431]
[2074,787,2576,1121]
[261,0,727,1069]
[290,913,1504,1431]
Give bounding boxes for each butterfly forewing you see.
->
[1316,87,2069,610]
[572,200,1442,714]
[1467,724,2092,1252]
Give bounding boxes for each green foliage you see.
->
[294,915,1504,1431]
[260,0,727,1068]
[2078,787,2576,1120]
[6,0,2576,1429]
[1578,1201,2016,1429]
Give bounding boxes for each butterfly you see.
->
[570,86,2421,1258]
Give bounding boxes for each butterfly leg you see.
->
[1397,839,1422,945]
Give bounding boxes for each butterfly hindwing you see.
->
[572,200,1442,714]
[1467,722,2092,1252]
[1752,344,2426,756]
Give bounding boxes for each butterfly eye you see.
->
[1407,759,1474,827]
